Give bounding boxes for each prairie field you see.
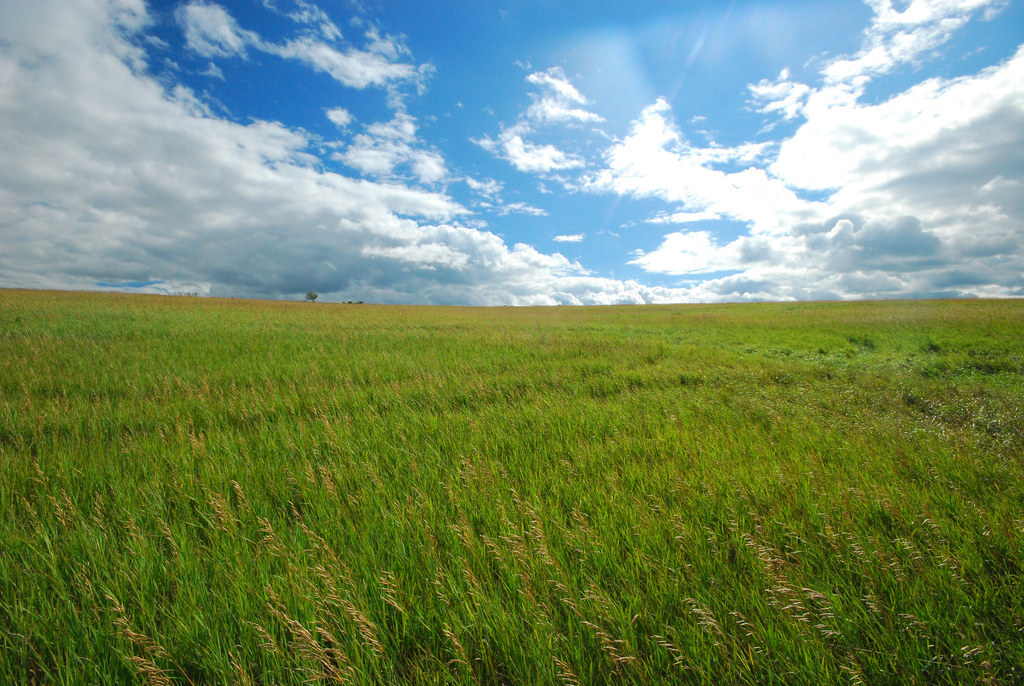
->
[1,289,1023,684]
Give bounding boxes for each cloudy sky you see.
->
[1,0,1022,304]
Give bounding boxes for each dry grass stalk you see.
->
[228,650,255,686]
[308,564,382,659]
[258,517,287,557]
[207,491,235,532]
[652,632,688,668]
[231,480,249,511]
[684,598,724,642]
[460,558,485,610]
[729,611,766,654]
[570,505,594,541]
[443,623,470,670]
[481,533,512,573]
[91,492,105,528]
[311,560,357,601]
[862,593,882,615]
[379,570,406,615]
[360,460,386,491]
[500,526,531,570]
[433,571,451,606]
[527,509,558,570]
[107,595,180,686]
[339,597,384,658]
[266,586,354,684]
[552,655,580,686]
[840,661,866,686]
[31,459,47,487]
[158,518,180,563]
[48,490,72,528]
[318,465,338,497]
[20,497,39,530]
[581,620,637,667]
[581,583,614,620]
[247,621,283,657]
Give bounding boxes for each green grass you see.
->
[2,289,1023,684]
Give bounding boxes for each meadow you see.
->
[1,289,1022,684]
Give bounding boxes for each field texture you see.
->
[2,290,1023,684]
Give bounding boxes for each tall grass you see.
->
[1,290,1023,683]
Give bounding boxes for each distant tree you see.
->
[305,291,318,303]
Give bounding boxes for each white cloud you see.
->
[409,151,447,185]
[281,0,342,41]
[178,2,260,58]
[3,0,1021,306]
[461,178,546,216]
[272,37,419,89]
[748,0,1007,129]
[363,27,410,62]
[774,43,1024,233]
[629,231,781,275]
[586,0,1024,300]
[588,99,824,235]
[553,234,585,243]
[477,127,585,174]
[0,0,699,306]
[645,210,722,224]
[178,2,423,92]
[464,177,503,200]
[366,114,417,141]
[337,113,448,184]
[326,107,353,128]
[201,62,224,79]
[824,0,1004,86]
[748,68,811,121]
[499,202,548,217]
[478,68,598,175]
[362,241,470,271]
[525,67,605,125]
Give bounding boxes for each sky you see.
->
[1,0,1022,305]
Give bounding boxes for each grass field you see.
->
[1,289,1023,684]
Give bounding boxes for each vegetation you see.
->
[1,289,1022,684]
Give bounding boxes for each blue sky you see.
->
[1,0,1022,304]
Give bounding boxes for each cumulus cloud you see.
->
[2,0,1020,306]
[751,0,1009,129]
[477,127,585,174]
[0,0,697,306]
[645,210,723,224]
[586,0,1024,301]
[823,0,1003,86]
[464,176,503,200]
[775,44,1024,206]
[476,68,599,174]
[201,62,224,79]
[277,0,343,40]
[178,1,424,91]
[748,68,812,121]
[271,37,420,89]
[178,1,260,58]
[326,107,353,128]
[629,229,794,280]
[499,202,548,217]
[588,99,824,236]
[524,67,605,126]
[461,178,547,217]
[764,42,1024,300]
[336,112,448,184]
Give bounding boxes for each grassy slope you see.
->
[1,290,1022,684]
